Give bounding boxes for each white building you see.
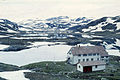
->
[77,61,106,72]
[67,46,109,72]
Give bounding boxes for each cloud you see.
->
[0,0,120,21]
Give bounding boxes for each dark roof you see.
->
[78,61,106,66]
[70,46,108,56]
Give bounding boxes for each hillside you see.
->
[0,62,20,72]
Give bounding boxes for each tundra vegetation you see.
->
[21,55,120,80]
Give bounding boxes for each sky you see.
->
[0,0,120,22]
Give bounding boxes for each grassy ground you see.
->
[0,63,20,72]
[22,56,120,80]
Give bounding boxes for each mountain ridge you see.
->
[0,16,120,51]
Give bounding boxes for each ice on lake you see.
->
[0,42,119,66]
[0,45,71,66]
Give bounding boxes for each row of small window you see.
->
[78,58,100,62]
[78,53,99,57]
[102,59,109,62]
[101,56,109,58]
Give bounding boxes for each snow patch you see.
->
[0,44,9,50]
[0,35,8,38]
[107,50,120,56]
[0,70,31,80]
[90,40,102,42]
[116,23,120,30]
[82,34,91,38]
[102,42,114,50]
[115,39,120,46]
[77,43,94,46]
[106,18,115,23]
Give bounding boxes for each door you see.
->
[83,66,92,72]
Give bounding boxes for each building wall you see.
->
[71,55,101,64]
[77,63,83,72]
[67,53,74,64]
[77,64,105,72]
[92,65,105,71]
[101,56,109,63]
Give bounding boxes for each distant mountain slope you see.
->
[81,16,120,32]
[0,19,21,33]
[18,16,92,32]
[0,16,120,51]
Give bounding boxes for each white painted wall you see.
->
[92,65,105,71]
[67,53,74,64]
[69,54,100,64]
[77,64,105,72]
[77,63,83,72]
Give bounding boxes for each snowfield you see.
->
[0,70,30,80]
[0,44,9,50]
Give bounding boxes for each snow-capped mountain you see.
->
[0,16,120,51]
[0,19,20,33]
[81,16,120,32]
[18,16,92,32]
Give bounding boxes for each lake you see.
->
[0,43,119,66]
[0,44,71,66]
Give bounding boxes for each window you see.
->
[83,59,85,62]
[79,65,81,68]
[106,60,108,62]
[97,53,99,55]
[93,53,96,56]
[91,58,94,61]
[95,65,98,68]
[88,54,92,56]
[78,54,81,56]
[78,59,81,62]
[97,58,99,61]
[86,58,89,61]
[83,54,87,56]
[101,56,104,58]
[67,57,70,60]
[106,56,109,58]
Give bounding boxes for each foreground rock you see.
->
[0,62,20,72]
[0,63,21,80]
[0,77,6,80]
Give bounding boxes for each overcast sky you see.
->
[0,0,120,22]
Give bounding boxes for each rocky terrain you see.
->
[21,55,120,80]
[0,16,120,52]
[0,62,20,80]
[0,62,20,72]
[0,55,120,80]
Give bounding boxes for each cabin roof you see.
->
[78,61,106,66]
[70,46,108,56]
